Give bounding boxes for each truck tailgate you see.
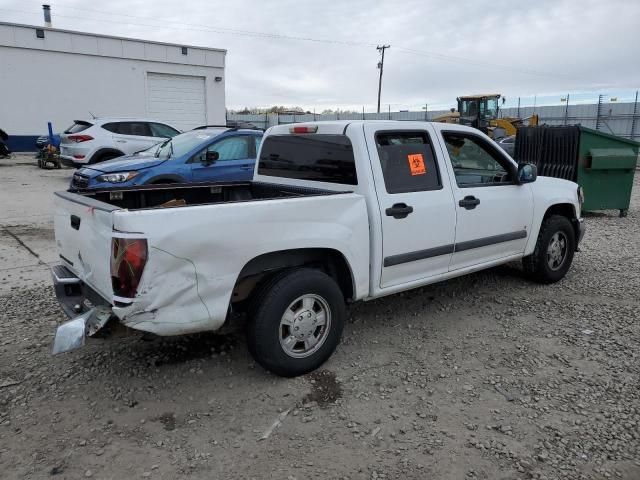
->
[54,191,117,302]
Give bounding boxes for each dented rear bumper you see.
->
[51,265,113,354]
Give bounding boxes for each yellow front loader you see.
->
[434,94,538,139]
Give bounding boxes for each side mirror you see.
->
[204,151,219,165]
[518,163,537,184]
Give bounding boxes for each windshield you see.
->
[459,99,478,117]
[155,130,222,159]
[64,121,92,134]
[459,97,499,120]
[485,97,499,119]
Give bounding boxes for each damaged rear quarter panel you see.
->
[110,193,369,336]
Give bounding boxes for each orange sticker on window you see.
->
[408,153,426,175]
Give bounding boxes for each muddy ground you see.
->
[0,156,638,479]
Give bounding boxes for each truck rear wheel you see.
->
[523,215,576,284]
[247,269,345,377]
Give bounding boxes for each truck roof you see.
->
[267,120,474,135]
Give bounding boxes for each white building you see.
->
[0,21,226,151]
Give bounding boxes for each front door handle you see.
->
[386,203,414,219]
[240,166,253,170]
[459,195,480,210]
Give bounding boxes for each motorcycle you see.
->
[36,133,62,169]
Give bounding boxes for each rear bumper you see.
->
[51,265,115,354]
[51,264,111,319]
[59,155,86,168]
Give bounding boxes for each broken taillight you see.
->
[111,238,148,298]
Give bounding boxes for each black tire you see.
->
[523,215,576,284]
[246,269,346,377]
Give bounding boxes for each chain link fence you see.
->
[228,99,640,140]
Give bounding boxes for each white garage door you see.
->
[146,73,207,130]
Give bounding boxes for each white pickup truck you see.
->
[52,121,585,376]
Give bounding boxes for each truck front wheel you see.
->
[523,215,576,284]
[247,269,346,377]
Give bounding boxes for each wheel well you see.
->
[544,203,580,244]
[91,148,123,164]
[231,248,355,307]
[147,174,183,184]
[544,203,576,221]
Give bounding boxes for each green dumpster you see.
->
[515,126,640,216]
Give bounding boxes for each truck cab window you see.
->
[375,131,441,194]
[442,132,512,187]
[258,135,357,185]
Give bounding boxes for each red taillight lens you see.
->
[111,238,148,298]
[68,134,94,143]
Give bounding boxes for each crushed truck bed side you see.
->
[110,191,370,335]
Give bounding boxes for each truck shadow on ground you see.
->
[78,263,529,376]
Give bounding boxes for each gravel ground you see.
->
[0,159,639,480]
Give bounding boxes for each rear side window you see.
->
[375,131,441,193]
[64,121,92,134]
[101,122,120,133]
[111,122,152,136]
[258,135,357,185]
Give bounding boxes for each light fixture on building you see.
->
[215,76,223,82]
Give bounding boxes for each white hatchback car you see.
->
[59,118,181,167]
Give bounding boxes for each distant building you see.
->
[0,20,226,151]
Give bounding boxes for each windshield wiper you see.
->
[155,139,171,158]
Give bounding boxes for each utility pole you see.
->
[631,90,638,140]
[376,45,390,114]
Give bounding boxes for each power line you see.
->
[392,46,576,81]
[1,5,378,48]
[0,5,576,81]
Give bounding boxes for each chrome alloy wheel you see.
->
[547,231,568,271]
[279,294,331,358]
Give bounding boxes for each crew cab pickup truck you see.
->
[52,121,585,377]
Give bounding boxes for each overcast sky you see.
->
[2,0,639,111]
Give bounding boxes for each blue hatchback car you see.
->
[70,128,263,189]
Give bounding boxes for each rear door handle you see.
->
[385,203,413,219]
[459,195,480,210]
[240,165,253,170]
